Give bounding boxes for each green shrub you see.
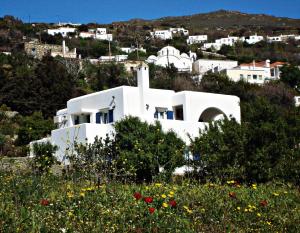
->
[31,142,58,174]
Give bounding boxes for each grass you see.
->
[0,172,299,233]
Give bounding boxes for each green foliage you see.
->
[280,64,300,91]
[69,136,117,182]
[31,142,58,174]
[190,98,300,184]
[85,62,132,91]
[17,112,54,146]
[114,116,185,182]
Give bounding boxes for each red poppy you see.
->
[40,199,50,206]
[149,207,155,214]
[134,192,142,200]
[169,200,177,207]
[229,192,237,199]
[260,200,268,207]
[144,197,153,204]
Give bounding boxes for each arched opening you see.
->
[198,107,225,122]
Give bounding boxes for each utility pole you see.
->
[108,40,112,61]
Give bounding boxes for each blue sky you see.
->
[1,0,300,24]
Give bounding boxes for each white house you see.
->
[79,28,113,41]
[98,55,128,63]
[146,46,195,72]
[294,96,300,107]
[120,47,147,54]
[226,60,286,84]
[150,30,173,40]
[193,59,238,78]
[169,28,189,36]
[47,27,76,37]
[79,32,96,39]
[203,36,241,51]
[243,34,264,44]
[187,35,208,45]
[30,63,241,162]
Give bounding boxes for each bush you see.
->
[31,142,58,174]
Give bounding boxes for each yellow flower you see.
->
[237,207,241,211]
[80,192,85,197]
[200,208,205,212]
[283,191,288,194]
[266,221,272,226]
[273,192,279,197]
[168,194,173,198]
[155,183,162,187]
[162,202,168,208]
[187,209,193,214]
[169,191,174,195]
[161,194,167,199]
[67,192,74,198]
[183,206,189,210]
[227,180,235,184]
[68,212,73,217]
[257,213,261,217]
[252,184,257,190]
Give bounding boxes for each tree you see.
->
[280,65,300,92]
[16,112,54,146]
[114,116,185,182]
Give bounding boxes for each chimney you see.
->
[137,63,149,116]
[265,59,270,68]
[252,60,256,68]
[62,40,66,57]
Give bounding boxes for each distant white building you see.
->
[47,27,76,37]
[243,34,264,44]
[120,47,147,54]
[150,30,173,40]
[98,55,128,63]
[146,46,195,72]
[193,59,238,78]
[226,60,286,84]
[79,28,113,41]
[294,96,300,107]
[267,34,298,43]
[187,35,208,45]
[169,28,189,36]
[203,36,241,51]
[79,32,95,39]
[30,64,241,162]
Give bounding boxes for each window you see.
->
[173,105,184,121]
[96,109,114,124]
[253,75,258,80]
[240,74,244,80]
[154,107,167,119]
[259,75,263,80]
[247,75,251,79]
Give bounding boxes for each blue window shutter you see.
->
[193,153,200,161]
[96,112,102,124]
[108,109,114,123]
[154,111,158,119]
[167,111,174,120]
[75,116,79,125]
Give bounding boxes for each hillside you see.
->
[118,10,300,33]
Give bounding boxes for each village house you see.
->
[193,59,238,78]
[47,27,76,37]
[79,28,113,41]
[187,35,208,45]
[294,96,300,107]
[24,40,77,60]
[242,34,264,44]
[203,36,241,51]
[120,47,147,54]
[150,30,173,40]
[146,46,195,72]
[226,60,286,84]
[169,28,189,36]
[30,63,241,162]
